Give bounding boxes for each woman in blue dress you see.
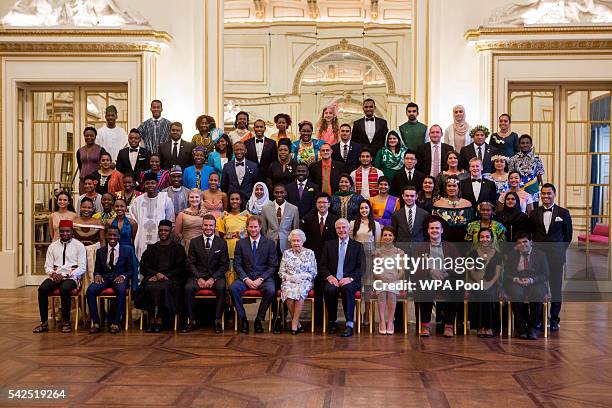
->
[183,146,215,190]
[110,198,139,291]
[489,113,520,158]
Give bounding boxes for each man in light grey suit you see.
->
[260,183,300,333]
[391,185,428,245]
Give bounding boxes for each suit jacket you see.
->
[94,245,133,281]
[390,168,426,198]
[504,248,549,286]
[244,137,278,182]
[415,142,453,175]
[116,146,151,176]
[459,143,499,173]
[332,141,362,173]
[285,180,320,219]
[351,117,388,156]
[529,205,573,262]
[308,160,346,194]
[221,159,259,200]
[159,139,195,170]
[319,238,365,286]
[301,212,339,261]
[233,235,278,281]
[187,235,229,281]
[460,178,497,207]
[390,206,428,243]
[260,201,300,252]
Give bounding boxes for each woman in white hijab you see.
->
[246,182,270,215]
[444,105,472,150]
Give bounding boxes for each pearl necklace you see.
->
[447,198,460,207]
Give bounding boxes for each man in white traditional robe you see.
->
[97,105,128,162]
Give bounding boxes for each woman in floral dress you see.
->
[431,176,474,242]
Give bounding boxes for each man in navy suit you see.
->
[390,150,426,198]
[221,141,259,202]
[459,128,499,173]
[230,215,279,334]
[285,163,320,219]
[529,183,573,331]
[158,122,195,170]
[350,98,388,157]
[244,119,278,182]
[116,128,151,177]
[319,218,365,337]
[332,124,362,173]
[87,225,133,334]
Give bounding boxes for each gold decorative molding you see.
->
[474,39,612,52]
[292,39,396,95]
[0,42,163,54]
[224,21,410,29]
[0,28,172,42]
[465,25,612,41]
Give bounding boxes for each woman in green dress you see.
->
[374,130,407,180]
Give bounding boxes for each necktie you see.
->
[130,148,138,152]
[276,206,282,225]
[236,162,244,166]
[62,242,67,265]
[407,207,413,233]
[298,182,304,199]
[343,144,348,161]
[256,139,264,143]
[522,254,529,270]
[472,178,481,183]
[477,146,483,161]
[408,170,412,182]
[252,240,257,258]
[172,142,179,160]
[432,144,440,177]
[543,207,553,212]
[337,240,346,279]
[109,247,115,268]
[365,117,374,122]
[205,237,211,249]
[319,216,324,235]
[154,119,159,139]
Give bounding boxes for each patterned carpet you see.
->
[0,287,611,407]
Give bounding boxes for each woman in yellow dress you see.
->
[191,114,223,153]
[216,191,250,260]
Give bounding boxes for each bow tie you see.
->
[543,207,553,213]
[255,139,264,143]
[235,162,245,167]
[471,178,481,183]
[129,148,138,152]
[365,117,374,122]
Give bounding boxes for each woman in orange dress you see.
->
[316,103,340,145]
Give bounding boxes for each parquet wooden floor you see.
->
[1,287,612,407]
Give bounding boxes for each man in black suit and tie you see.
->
[459,158,497,207]
[308,143,345,196]
[459,127,499,173]
[390,150,426,199]
[351,98,388,157]
[244,119,278,182]
[529,183,572,331]
[116,128,151,177]
[416,124,452,177]
[182,214,229,334]
[230,215,278,334]
[504,232,550,340]
[221,142,259,202]
[86,225,133,334]
[391,186,428,244]
[301,193,339,327]
[332,124,362,173]
[158,122,195,170]
[319,218,365,337]
[286,163,320,219]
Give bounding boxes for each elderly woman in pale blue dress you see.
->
[279,229,317,335]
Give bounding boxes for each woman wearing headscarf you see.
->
[374,130,407,180]
[495,191,530,242]
[246,181,270,215]
[444,105,472,150]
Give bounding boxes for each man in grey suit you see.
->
[260,183,300,333]
[391,185,428,245]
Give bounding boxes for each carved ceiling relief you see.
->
[488,0,612,26]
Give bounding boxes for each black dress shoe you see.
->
[89,325,101,334]
[240,317,249,334]
[291,329,298,335]
[297,323,305,333]
[328,322,338,334]
[181,321,197,333]
[341,326,354,337]
[145,325,155,333]
[254,319,264,333]
[273,318,282,334]
[153,324,162,333]
[214,321,223,334]
[550,321,559,332]
[33,323,49,333]
[528,329,538,340]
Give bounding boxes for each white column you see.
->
[411,0,430,123]
[204,0,224,122]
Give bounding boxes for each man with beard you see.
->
[398,102,428,151]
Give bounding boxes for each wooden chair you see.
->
[507,297,550,338]
[278,289,315,333]
[49,282,85,332]
[367,291,410,334]
[193,288,225,331]
[323,291,361,334]
[416,302,457,337]
[139,311,179,331]
[93,285,132,331]
[233,289,273,332]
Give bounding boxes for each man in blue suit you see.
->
[230,215,279,333]
[221,141,259,203]
[87,225,133,334]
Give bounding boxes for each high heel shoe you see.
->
[378,321,387,335]
[386,321,394,335]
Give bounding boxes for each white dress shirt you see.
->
[128,146,140,170]
[202,233,214,249]
[543,204,554,233]
[365,116,376,141]
[473,143,485,159]
[44,239,87,280]
[404,204,416,231]
[107,244,119,266]
[404,168,414,181]
[275,201,286,220]
[254,137,265,162]
[235,160,246,184]
[471,178,482,201]
[171,140,181,158]
[339,141,351,160]
[430,142,442,176]
[318,212,328,226]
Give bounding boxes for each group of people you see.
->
[34,98,573,340]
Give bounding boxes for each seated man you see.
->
[183,214,229,334]
[319,218,365,337]
[504,232,549,340]
[33,220,87,333]
[136,220,186,333]
[87,225,133,334]
[230,215,278,334]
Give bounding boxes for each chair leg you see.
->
[323,300,326,334]
[417,306,421,337]
[310,299,315,333]
[454,315,457,335]
[140,310,144,331]
[543,302,548,338]
[51,297,56,324]
[174,314,178,331]
[369,300,373,334]
[268,304,272,332]
[463,301,468,336]
[234,307,238,332]
[125,292,131,332]
[356,299,361,334]
[507,301,512,338]
[403,301,408,334]
[74,297,79,332]
[499,301,503,337]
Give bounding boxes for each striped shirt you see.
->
[137,117,172,154]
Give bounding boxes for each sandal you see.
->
[61,323,72,333]
[33,323,49,333]
[109,324,120,334]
